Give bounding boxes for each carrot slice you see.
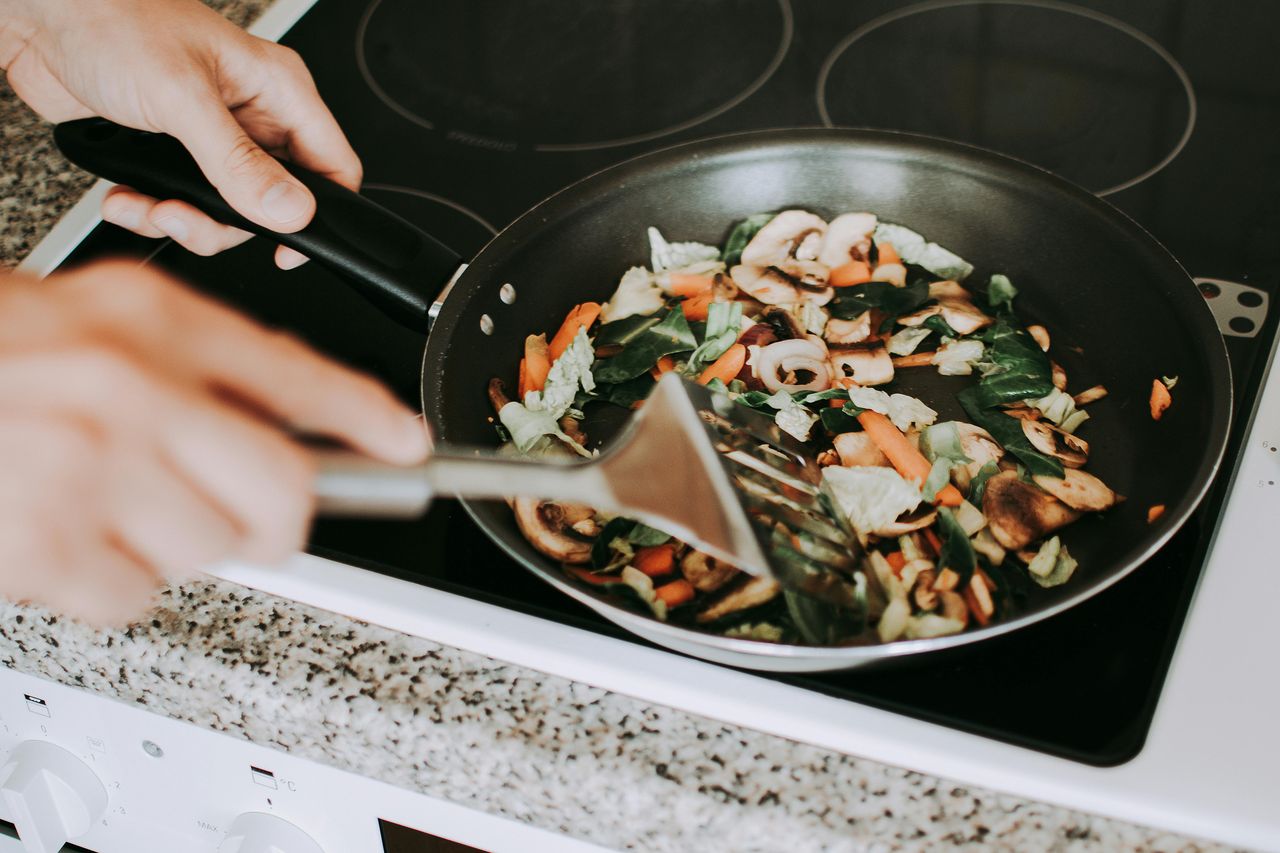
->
[668,273,715,297]
[649,355,677,381]
[517,357,529,399]
[891,351,936,368]
[548,302,602,362]
[680,291,715,321]
[654,578,696,608]
[634,544,677,577]
[697,343,747,386]
[565,567,619,586]
[876,241,901,266]
[857,410,963,506]
[922,528,943,558]
[1147,504,1166,524]
[829,260,872,287]
[1150,379,1172,420]
[885,551,907,577]
[523,333,551,394]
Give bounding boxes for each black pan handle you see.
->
[53,117,461,330]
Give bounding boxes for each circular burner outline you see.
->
[362,183,500,235]
[814,0,1197,196]
[356,0,795,152]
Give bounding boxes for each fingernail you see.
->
[102,204,140,231]
[277,247,310,270]
[152,216,189,242]
[262,181,310,224]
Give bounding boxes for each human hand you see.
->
[0,0,359,268]
[0,261,428,625]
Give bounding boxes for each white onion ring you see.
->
[755,338,832,393]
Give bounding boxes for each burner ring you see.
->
[362,184,499,235]
[356,0,794,152]
[814,0,1197,196]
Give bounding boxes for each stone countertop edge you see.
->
[0,1,1237,851]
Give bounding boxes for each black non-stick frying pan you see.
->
[55,120,1231,671]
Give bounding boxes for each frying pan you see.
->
[55,121,1231,672]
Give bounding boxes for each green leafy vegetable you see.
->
[922,458,952,502]
[497,402,590,457]
[936,507,976,581]
[1025,536,1078,588]
[627,523,672,546]
[784,588,864,646]
[591,518,635,569]
[922,314,959,339]
[873,222,974,280]
[648,226,719,272]
[920,422,973,466]
[820,407,861,434]
[957,389,1064,477]
[587,373,655,409]
[801,388,851,405]
[967,317,1055,408]
[595,313,663,347]
[987,273,1018,311]
[829,279,931,330]
[721,213,775,266]
[969,461,1000,505]
[686,301,743,375]
[593,309,696,383]
[1029,387,1090,434]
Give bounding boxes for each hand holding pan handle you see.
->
[53,118,461,330]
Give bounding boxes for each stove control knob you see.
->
[0,740,107,853]
[218,812,324,853]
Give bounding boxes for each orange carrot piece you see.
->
[649,355,677,381]
[876,241,901,266]
[680,291,715,321]
[654,578,696,608]
[517,358,529,399]
[548,302,602,362]
[1147,504,1166,524]
[1150,379,1172,420]
[856,410,963,506]
[891,351,937,368]
[669,273,715,297]
[964,577,993,626]
[634,544,677,577]
[829,260,872,287]
[885,551,907,577]
[523,333,551,394]
[697,343,747,386]
[565,567,619,586]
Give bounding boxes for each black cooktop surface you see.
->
[61,0,1280,766]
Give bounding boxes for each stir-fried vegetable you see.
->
[488,210,1121,647]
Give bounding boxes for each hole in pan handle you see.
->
[52,118,462,331]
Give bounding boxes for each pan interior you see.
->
[422,129,1229,657]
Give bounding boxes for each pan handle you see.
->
[53,118,461,331]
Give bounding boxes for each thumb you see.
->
[162,96,315,234]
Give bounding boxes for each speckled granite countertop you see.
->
[0,2,1239,852]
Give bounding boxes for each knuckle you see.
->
[65,341,153,405]
[222,134,275,182]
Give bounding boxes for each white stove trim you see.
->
[20,0,1280,849]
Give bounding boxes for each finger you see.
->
[264,48,363,191]
[59,540,160,628]
[275,245,310,270]
[159,91,316,234]
[0,343,318,564]
[61,264,429,465]
[148,199,254,257]
[105,448,243,582]
[100,188,167,238]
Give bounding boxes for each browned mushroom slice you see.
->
[1051,360,1068,391]
[824,313,873,346]
[488,378,511,414]
[680,550,739,594]
[1032,469,1119,512]
[730,265,799,305]
[874,507,939,537]
[830,343,894,386]
[956,423,1004,466]
[695,575,781,624]
[898,281,995,336]
[833,432,890,468]
[761,305,807,340]
[741,210,828,268]
[817,212,877,267]
[512,498,597,564]
[982,471,1082,550]
[1022,420,1089,468]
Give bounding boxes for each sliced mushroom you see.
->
[823,313,873,346]
[730,264,799,305]
[982,471,1081,550]
[929,280,969,301]
[761,305,806,340]
[754,337,832,392]
[956,423,1004,466]
[1074,385,1109,406]
[1032,469,1119,511]
[870,263,907,287]
[513,498,597,564]
[1022,420,1089,467]
[939,590,970,627]
[874,507,939,537]
[680,550,739,594]
[488,378,511,414]
[1051,360,1067,391]
[559,415,588,449]
[898,281,994,335]
[817,212,877,267]
[695,575,781,624]
[833,432,890,467]
[741,210,829,269]
[913,568,939,611]
[1027,324,1051,352]
[830,343,894,386]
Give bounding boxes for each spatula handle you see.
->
[54,118,462,330]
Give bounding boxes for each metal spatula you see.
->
[314,374,866,609]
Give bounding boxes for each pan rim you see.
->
[424,126,1233,665]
